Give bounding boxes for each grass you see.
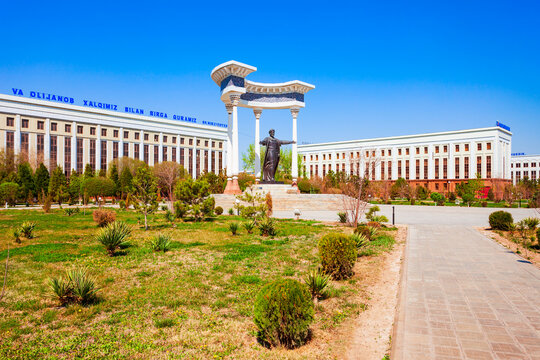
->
[0,208,397,359]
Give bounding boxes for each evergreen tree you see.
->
[17,162,35,201]
[120,167,133,198]
[130,165,159,230]
[49,166,67,205]
[34,163,50,199]
[109,164,120,197]
[98,169,106,177]
[68,170,82,203]
[84,164,94,178]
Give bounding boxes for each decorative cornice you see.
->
[290,107,300,118]
[229,94,241,106]
[225,103,233,114]
[253,109,262,119]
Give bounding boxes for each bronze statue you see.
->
[260,129,295,182]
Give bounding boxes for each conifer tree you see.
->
[49,166,67,206]
[17,162,35,202]
[34,163,50,200]
[130,165,159,230]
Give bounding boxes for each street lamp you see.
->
[294,209,301,220]
[235,199,240,216]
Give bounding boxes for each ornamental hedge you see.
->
[318,233,357,280]
[489,211,514,231]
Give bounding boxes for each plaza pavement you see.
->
[275,205,540,359]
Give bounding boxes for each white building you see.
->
[298,126,512,193]
[0,93,227,177]
[511,154,540,184]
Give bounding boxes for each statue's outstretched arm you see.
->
[279,140,296,145]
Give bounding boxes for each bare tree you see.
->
[341,150,381,228]
[153,161,188,207]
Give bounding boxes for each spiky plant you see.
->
[304,268,331,300]
[243,221,255,234]
[19,221,36,239]
[13,228,21,244]
[351,233,369,249]
[64,208,75,216]
[149,234,172,252]
[258,217,277,237]
[66,268,98,305]
[229,222,239,236]
[523,217,539,231]
[95,221,132,256]
[48,276,73,306]
[366,226,379,241]
[164,210,175,223]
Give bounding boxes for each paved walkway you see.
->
[393,225,540,360]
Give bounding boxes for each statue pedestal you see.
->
[250,183,300,196]
[223,178,242,195]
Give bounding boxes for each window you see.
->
[524,162,529,168]
[102,128,107,136]
[154,146,159,164]
[77,139,83,172]
[388,149,392,156]
[172,147,177,162]
[219,152,223,171]
[416,159,420,179]
[144,134,149,141]
[487,142,491,150]
[204,150,209,172]
[435,159,440,179]
[89,140,96,171]
[388,161,392,179]
[90,127,96,135]
[124,131,129,139]
[435,146,440,154]
[465,157,470,178]
[21,133,29,156]
[443,158,448,179]
[22,119,29,128]
[144,145,149,163]
[154,135,159,142]
[455,144,459,152]
[455,158,460,179]
[336,153,340,159]
[405,160,410,180]
[477,143,482,151]
[532,163,537,168]
[424,159,428,179]
[477,156,482,177]
[443,145,448,153]
[135,132,140,140]
[424,147,428,154]
[38,121,44,130]
[181,137,185,145]
[416,147,420,155]
[50,136,57,171]
[219,142,223,149]
[51,122,57,131]
[65,124,71,133]
[486,156,492,178]
[114,130,119,138]
[123,143,129,157]
[197,139,201,146]
[532,171,537,181]
[6,132,14,151]
[323,154,326,160]
[189,139,193,146]
[516,163,521,168]
[205,140,208,147]
[101,140,107,171]
[163,146,168,161]
[329,154,332,160]
[37,134,44,157]
[6,117,14,126]
[188,149,193,174]
[381,150,385,156]
[381,161,385,179]
[322,164,326,177]
[398,160,402,178]
[64,137,71,173]
[465,144,469,151]
[77,126,83,134]
[398,149,402,156]
[134,144,140,159]
[174,137,178,144]
[113,142,119,159]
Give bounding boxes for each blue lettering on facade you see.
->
[12,88,23,96]
[124,107,144,115]
[83,99,118,110]
[496,121,511,131]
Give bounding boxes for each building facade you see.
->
[511,154,540,184]
[0,94,227,177]
[298,126,512,193]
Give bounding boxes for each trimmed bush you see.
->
[253,279,314,348]
[318,233,356,280]
[489,211,514,230]
[228,208,234,215]
[215,206,223,215]
[93,209,116,227]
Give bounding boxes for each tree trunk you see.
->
[144,211,148,230]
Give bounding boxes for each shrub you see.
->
[371,215,389,224]
[228,208,234,215]
[523,217,540,230]
[13,228,21,244]
[355,225,379,240]
[149,234,172,252]
[304,268,331,300]
[19,221,36,239]
[118,200,126,209]
[173,201,188,219]
[253,279,314,348]
[537,228,540,243]
[49,267,98,305]
[318,233,356,280]
[229,222,239,235]
[164,209,175,223]
[215,206,223,215]
[64,208,76,216]
[93,209,116,227]
[350,233,369,249]
[42,195,52,213]
[489,211,514,231]
[481,201,488,208]
[243,221,255,234]
[366,206,380,221]
[448,192,457,202]
[430,192,445,206]
[49,276,72,306]
[161,205,168,211]
[95,221,132,256]
[258,217,277,237]
[337,212,347,223]
[265,193,273,216]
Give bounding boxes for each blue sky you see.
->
[1,1,539,160]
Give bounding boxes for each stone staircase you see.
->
[213,193,349,212]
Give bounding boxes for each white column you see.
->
[318,151,323,177]
[176,136,181,164]
[208,148,212,173]
[506,140,512,180]
[225,104,233,178]
[44,118,51,168]
[192,136,197,178]
[253,109,262,180]
[428,144,435,179]
[96,125,101,171]
[71,121,77,172]
[158,132,163,163]
[448,143,455,179]
[291,107,299,182]
[119,128,124,158]
[470,141,476,179]
[14,115,21,154]
[391,147,398,180]
[139,130,144,161]
[409,146,415,180]
[230,94,240,178]
[375,148,382,180]
[492,135,500,179]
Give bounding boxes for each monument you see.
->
[211,61,315,194]
[260,129,295,183]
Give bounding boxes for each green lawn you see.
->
[0,208,396,359]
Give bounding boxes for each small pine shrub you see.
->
[228,208,234,215]
[19,221,36,239]
[304,268,331,300]
[149,234,172,252]
[318,233,356,280]
[489,211,514,231]
[42,195,52,213]
[13,228,21,244]
[243,221,255,234]
[253,279,314,349]
[174,201,188,219]
[215,206,223,215]
[258,217,277,237]
[93,209,116,227]
[95,221,132,256]
[229,222,239,235]
[337,212,347,223]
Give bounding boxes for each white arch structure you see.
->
[211,60,315,194]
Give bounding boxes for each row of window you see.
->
[304,143,493,162]
[513,171,538,182]
[5,117,223,148]
[512,162,538,168]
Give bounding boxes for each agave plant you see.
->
[350,233,369,249]
[365,226,379,241]
[229,222,239,236]
[164,210,175,223]
[64,208,75,216]
[13,228,21,244]
[304,268,331,300]
[258,217,277,237]
[66,268,99,305]
[150,234,172,252]
[242,221,255,234]
[48,276,73,306]
[19,221,36,239]
[523,217,540,231]
[95,221,132,256]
